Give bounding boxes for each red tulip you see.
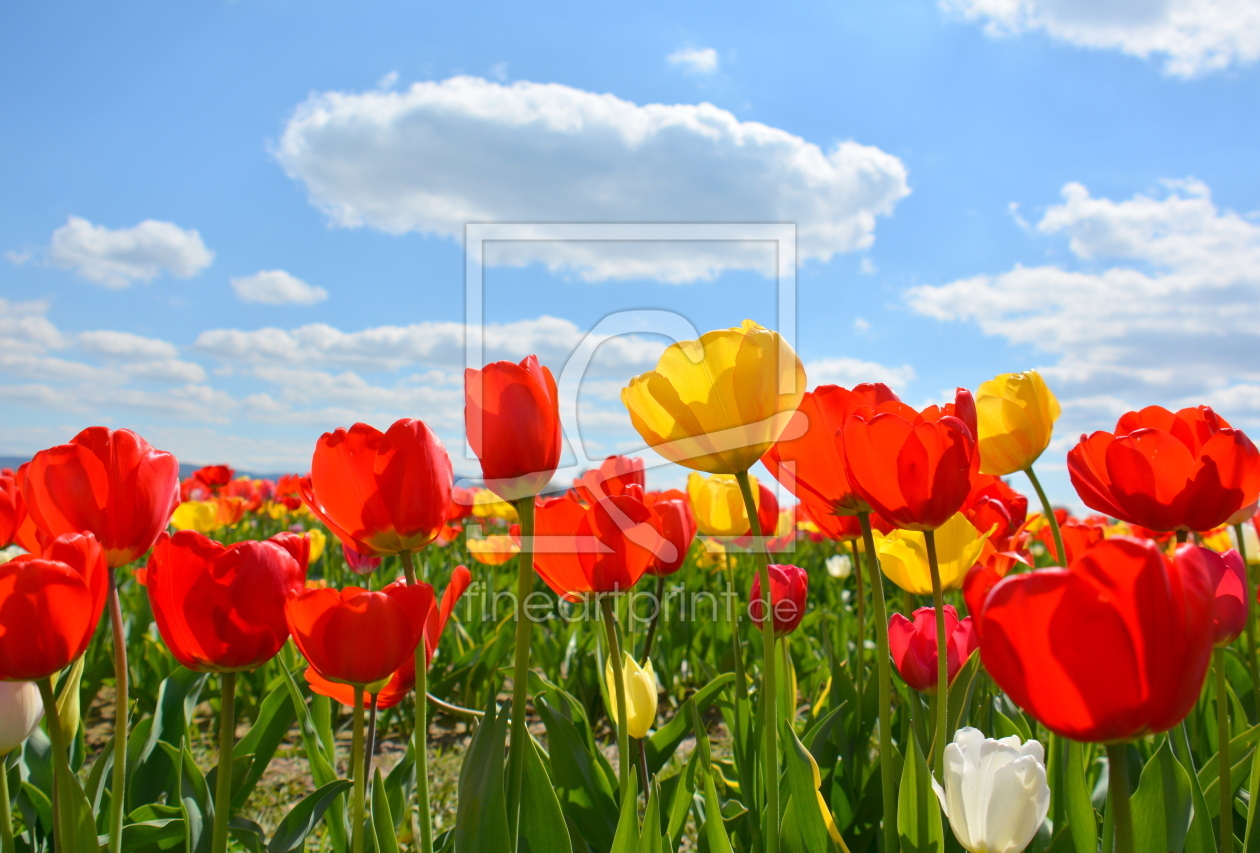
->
[270,475,301,511]
[961,474,1028,549]
[448,486,477,522]
[147,531,307,673]
[23,427,179,568]
[194,465,234,494]
[749,563,808,638]
[764,383,902,517]
[299,419,452,558]
[304,565,473,709]
[286,580,433,688]
[465,355,562,501]
[977,537,1215,741]
[532,494,660,601]
[0,471,25,549]
[1036,517,1104,564]
[226,477,274,513]
[1068,405,1260,533]
[888,604,977,693]
[342,542,382,575]
[574,456,646,505]
[642,491,697,576]
[1174,545,1248,647]
[840,389,979,531]
[0,533,108,680]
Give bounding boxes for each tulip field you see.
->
[5,319,1260,853]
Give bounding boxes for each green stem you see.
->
[641,574,666,663]
[107,568,128,853]
[1217,648,1233,853]
[601,597,631,798]
[1177,530,1189,545]
[36,679,72,853]
[1025,465,1066,565]
[364,694,378,783]
[736,469,779,853]
[401,550,434,853]
[925,529,949,779]
[636,738,650,803]
[0,750,13,853]
[1235,523,1260,715]
[850,539,865,745]
[211,672,237,853]
[1106,742,1134,853]
[351,687,365,853]
[724,558,749,735]
[859,511,898,853]
[506,496,536,851]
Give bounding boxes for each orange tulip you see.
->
[532,494,660,601]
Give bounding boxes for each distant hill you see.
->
[0,456,293,481]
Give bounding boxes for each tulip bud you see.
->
[825,554,852,579]
[0,681,43,755]
[604,652,658,739]
[975,371,1061,477]
[749,564,808,638]
[342,542,382,576]
[1177,544,1249,647]
[932,727,1049,853]
[889,604,977,693]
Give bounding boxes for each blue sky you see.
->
[3,0,1260,506]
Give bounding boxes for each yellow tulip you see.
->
[875,512,988,595]
[695,538,731,572]
[467,534,520,565]
[604,652,659,739]
[170,501,221,534]
[1202,526,1233,553]
[264,501,289,520]
[622,320,806,474]
[471,489,519,523]
[306,528,327,564]
[975,371,1061,476]
[687,472,759,537]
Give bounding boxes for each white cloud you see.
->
[230,270,329,305]
[275,76,909,283]
[0,300,65,353]
[48,216,214,288]
[77,330,178,360]
[940,0,1260,77]
[667,47,720,73]
[805,356,916,390]
[906,178,1260,426]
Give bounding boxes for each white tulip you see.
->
[932,727,1050,853]
[825,554,852,579]
[0,681,43,755]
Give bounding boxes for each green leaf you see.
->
[1196,722,1260,794]
[783,728,837,853]
[266,780,353,853]
[157,742,214,853]
[519,736,572,853]
[1244,730,1260,853]
[945,654,981,739]
[644,673,734,776]
[232,682,296,811]
[279,666,347,853]
[130,669,208,811]
[535,695,619,851]
[119,817,186,853]
[700,763,735,853]
[382,741,415,834]
[1063,740,1099,853]
[897,732,944,853]
[1182,752,1214,853]
[229,816,265,853]
[664,751,701,847]
[371,768,399,853]
[1130,738,1192,853]
[453,699,511,853]
[610,774,641,853]
[1198,745,1254,821]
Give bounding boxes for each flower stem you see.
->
[506,496,536,852]
[600,596,631,799]
[859,511,897,853]
[636,738,650,803]
[1235,523,1260,714]
[107,568,128,853]
[400,550,433,853]
[1105,742,1134,853]
[736,469,778,853]
[640,575,666,663]
[364,694,378,783]
[36,678,71,853]
[210,672,236,853]
[924,529,948,779]
[1025,465,1066,564]
[0,750,13,853]
[850,538,865,742]
[351,687,366,853]
[1216,647,1233,853]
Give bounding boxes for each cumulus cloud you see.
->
[805,356,916,389]
[275,76,909,283]
[47,216,214,288]
[77,330,178,360]
[940,0,1260,77]
[905,178,1260,427]
[231,270,329,305]
[667,47,720,73]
